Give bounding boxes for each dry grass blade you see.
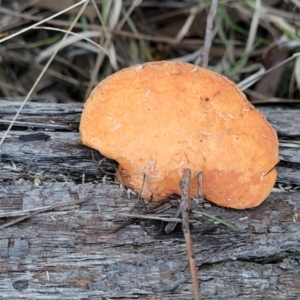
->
[246,89,300,104]
[246,0,261,53]
[238,66,266,91]
[83,0,122,99]
[235,0,261,71]
[0,0,89,148]
[116,0,142,31]
[0,198,89,230]
[279,142,300,148]
[34,28,110,63]
[175,5,202,43]
[238,53,300,90]
[295,56,300,91]
[291,0,300,8]
[120,213,186,223]
[0,0,87,44]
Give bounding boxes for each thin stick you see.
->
[180,169,201,300]
[0,199,88,230]
[198,0,218,68]
[164,206,181,233]
[165,172,204,233]
[109,217,139,234]
[14,158,34,181]
[110,201,173,234]
[121,213,189,223]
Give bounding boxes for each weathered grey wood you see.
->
[1,100,300,135]
[0,130,116,183]
[2,130,300,185]
[0,100,300,299]
[0,182,299,299]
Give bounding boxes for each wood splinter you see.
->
[180,168,201,300]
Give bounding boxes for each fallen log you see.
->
[0,100,299,299]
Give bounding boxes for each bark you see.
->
[0,100,300,299]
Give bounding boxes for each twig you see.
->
[110,201,173,234]
[0,199,88,229]
[180,169,201,300]
[165,172,204,233]
[131,173,147,213]
[198,0,218,68]
[164,206,181,233]
[121,213,190,223]
[14,158,34,181]
[109,217,139,234]
[91,150,116,176]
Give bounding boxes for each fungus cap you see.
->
[80,61,279,209]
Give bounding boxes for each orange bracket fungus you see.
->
[80,61,279,209]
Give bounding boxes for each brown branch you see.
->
[180,169,201,300]
[0,198,89,229]
[121,213,192,223]
[109,201,173,234]
[198,0,218,68]
[164,205,181,233]
[109,217,139,234]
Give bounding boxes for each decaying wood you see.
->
[0,100,300,299]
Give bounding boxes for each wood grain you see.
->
[0,100,300,299]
